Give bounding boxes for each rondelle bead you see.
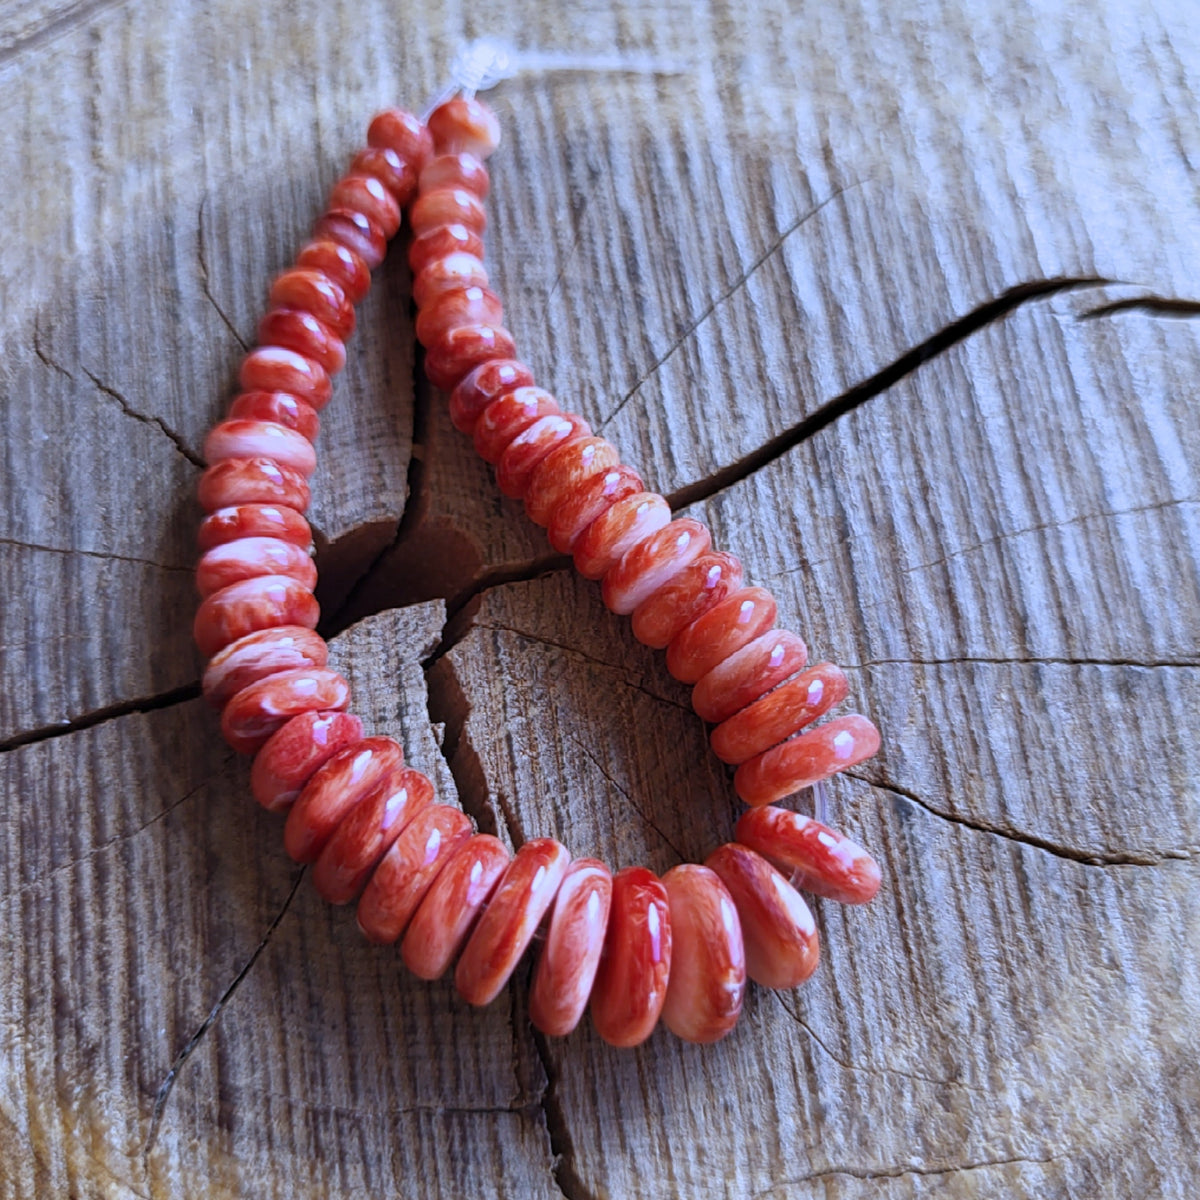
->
[419,152,490,198]
[367,107,432,170]
[220,666,350,756]
[256,309,346,375]
[473,387,560,464]
[528,858,613,1038]
[691,629,809,724]
[448,359,535,434]
[349,146,419,207]
[735,714,881,805]
[427,97,501,159]
[284,736,403,863]
[193,574,319,658]
[495,413,591,499]
[735,806,881,905]
[400,834,510,977]
[661,865,746,1044]
[250,710,364,813]
[408,223,485,275]
[357,805,474,944]
[601,518,712,615]
[630,552,744,649]
[572,492,671,581]
[198,503,312,552]
[590,866,672,1048]
[665,587,777,684]
[546,465,644,555]
[424,324,517,391]
[328,172,402,239]
[268,268,355,340]
[410,188,487,238]
[705,843,820,989]
[296,239,371,305]
[239,347,332,408]
[415,285,504,348]
[312,766,435,904]
[413,252,490,309]
[227,392,321,444]
[523,436,621,527]
[711,662,848,764]
[312,207,387,270]
[203,419,318,477]
[195,535,317,598]
[201,624,328,709]
[455,838,571,1007]
[197,457,310,514]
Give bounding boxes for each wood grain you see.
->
[1,0,1198,1196]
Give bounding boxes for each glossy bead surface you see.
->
[203,419,317,477]
[197,457,310,514]
[220,667,350,755]
[424,324,517,391]
[590,866,672,1048]
[296,240,370,305]
[401,835,510,977]
[448,359,534,434]
[705,843,819,989]
[711,662,848,764]
[349,146,418,206]
[691,629,809,724]
[601,518,712,615]
[735,714,881,805]
[284,736,403,863]
[239,347,332,408]
[661,865,746,1043]
[256,309,346,375]
[546,465,644,555]
[198,503,312,552]
[367,107,432,169]
[666,587,777,684]
[195,536,316,598]
[528,859,613,1038]
[313,767,435,904]
[227,392,321,444]
[250,710,364,813]
[573,492,671,581]
[193,574,318,658]
[201,624,328,709]
[268,268,354,339]
[496,413,591,499]
[631,552,744,649]
[523,437,620,527]
[329,172,402,239]
[312,208,386,270]
[735,806,881,904]
[419,152,489,197]
[410,188,487,237]
[413,252,489,309]
[427,97,501,158]
[455,838,571,1007]
[357,805,473,944]
[415,285,503,347]
[473,387,560,464]
[408,223,485,275]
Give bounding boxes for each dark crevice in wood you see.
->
[0,0,129,65]
[664,277,1111,512]
[139,869,305,1168]
[80,365,205,469]
[0,681,200,754]
[852,772,1196,866]
[1081,294,1200,321]
[195,192,249,351]
[528,1027,596,1200]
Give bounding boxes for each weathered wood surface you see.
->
[2,0,1198,1197]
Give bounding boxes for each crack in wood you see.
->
[80,366,205,469]
[196,193,249,351]
[850,772,1197,866]
[1081,294,1200,321]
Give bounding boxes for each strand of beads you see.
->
[192,96,882,1048]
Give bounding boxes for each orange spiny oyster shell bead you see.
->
[691,629,808,724]
[735,805,881,905]
[455,838,571,1007]
[523,436,621,527]
[572,492,671,581]
[427,97,501,159]
[600,518,712,615]
[661,865,746,1044]
[250,710,364,813]
[705,843,819,990]
[193,574,318,658]
[630,551,744,649]
[665,587,777,684]
[198,503,312,552]
[201,624,328,709]
[219,667,350,755]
